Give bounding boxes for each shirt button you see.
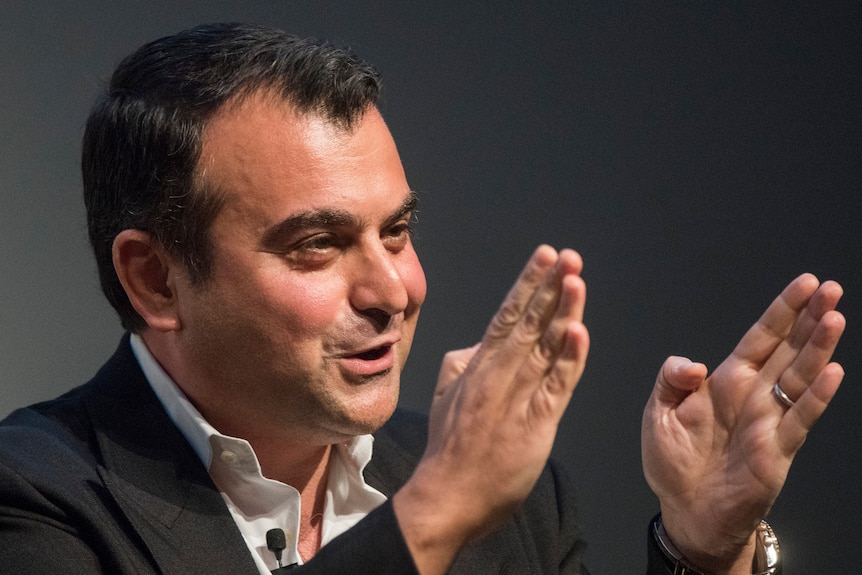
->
[220,450,238,464]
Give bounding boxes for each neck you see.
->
[250,433,334,561]
[218,417,336,561]
[245,431,337,561]
[251,442,332,559]
[294,445,332,561]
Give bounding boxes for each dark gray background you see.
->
[1,1,859,572]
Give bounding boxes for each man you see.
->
[0,23,845,574]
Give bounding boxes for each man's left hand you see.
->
[642,274,845,573]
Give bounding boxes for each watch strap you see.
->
[651,515,780,575]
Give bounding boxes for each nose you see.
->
[349,242,410,327]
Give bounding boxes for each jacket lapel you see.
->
[86,337,259,575]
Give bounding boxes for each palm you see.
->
[647,362,788,529]
[642,274,845,563]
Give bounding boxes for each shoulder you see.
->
[0,387,104,508]
[0,335,145,490]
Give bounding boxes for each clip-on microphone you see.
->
[266,528,287,569]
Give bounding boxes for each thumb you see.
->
[435,343,482,398]
[651,356,708,407]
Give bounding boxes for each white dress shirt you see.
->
[129,335,387,574]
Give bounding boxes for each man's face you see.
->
[170,94,426,445]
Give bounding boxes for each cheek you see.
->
[262,274,349,334]
[401,254,427,310]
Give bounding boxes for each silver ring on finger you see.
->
[773,382,795,408]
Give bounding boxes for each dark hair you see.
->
[82,23,382,331]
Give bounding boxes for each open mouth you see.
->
[354,345,391,361]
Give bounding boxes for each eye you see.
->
[383,219,414,250]
[284,233,343,268]
[299,233,338,251]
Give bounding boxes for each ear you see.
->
[112,229,182,332]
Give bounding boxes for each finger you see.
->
[527,319,590,423]
[778,362,845,453]
[760,281,843,385]
[481,245,561,350]
[492,250,583,375]
[435,344,481,398]
[514,272,588,407]
[557,250,586,324]
[650,356,709,407]
[773,309,846,402]
[731,274,824,369]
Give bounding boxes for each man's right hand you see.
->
[392,245,589,574]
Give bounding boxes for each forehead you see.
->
[197,93,411,227]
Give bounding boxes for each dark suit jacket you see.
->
[0,336,671,574]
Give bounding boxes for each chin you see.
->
[335,389,400,438]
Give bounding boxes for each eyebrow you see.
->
[261,191,419,248]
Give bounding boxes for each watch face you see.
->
[755,521,780,573]
[653,516,779,575]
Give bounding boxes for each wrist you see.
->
[392,472,471,575]
[652,514,780,574]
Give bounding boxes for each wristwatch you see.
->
[652,515,780,575]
